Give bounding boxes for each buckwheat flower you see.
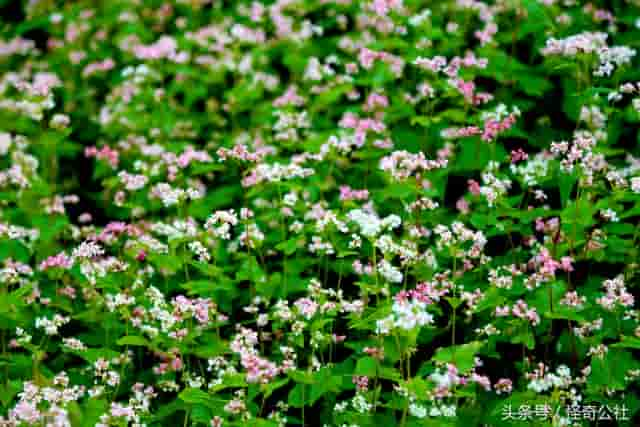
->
[0,132,11,155]
[205,209,239,240]
[375,315,394,335]
[370,0,404,16]
[608,90,623,102]
[283,191,298,206]
[35,314,70,335]
[358,48,379,70]
[495,306,510,317]
[304,57,323,81]
[273,85,305,107]
[606,170,627,188]
[513,300,541,326]
[294,297,318,319]
[334,401,348,412]
[340,185,369,201]
[240,352,279,384]
[242,162,315,187]
[510,148,528,164]
[475,21,497,46]
[595,46,636,77]
[308,235,334,254]
[600,208,619,222]
[560,256,574,272]
[353,375,369,392]
[352,394,372,413]
[347,209,381,237]
[39,252,73,271]
[62,337,87,351]
[580,105,606,129]
[378,260,403,283]
[72,240,104,260]
[597,275,634,310]
[50,113,70,129]
[587,344,608,360]
[118,171,148,191]
[430,364,460,391]
[560,291,586,309]
[381,214,401,230]
[541,32,608,57]
[188,241,211,262]
[364,92,389,112]
[0,37,35,57]
[85,145,119,168]
[414,55,447,72]
[409,403,428,418]
[9,400,40,424]
[381,294,436,333]
[494,378,513,394]
[471,372,491,391]
[440,405,457,417]
[14,327,31,346]
[150,183,185,207]
[631,176,640,193]
[349,234,362,248]
[481,113,517,141]
[429,406,442,417]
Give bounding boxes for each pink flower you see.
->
[510,148,528,163]
[468,180,481,196]
[560,256,574,272]
[495,378,513,394]
[171,357,183,371]
[495,306,510,316]
[39,253,73,271]
[353,375,369,392]
[456,197,470,214]
[136,250,147,262]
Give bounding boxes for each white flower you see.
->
[347,209,382,237]
[409,403,428,418]
[334,401,348,412]
[0,132,11,155]
[35,314,70,336]
[440,405,456,417]
[352,394,372,413]
[378,260,403,283]
[72,241,104,260]
[600,208,619,222]
[377,298,434,334]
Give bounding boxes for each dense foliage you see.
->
[2,0,640,426]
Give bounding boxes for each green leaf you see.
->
[181,279,234,296]
[262,378,290,399]
[116,335,149,347]
[0,381,20,407]
[355,356,378,377]
[79,399,108,427]
[558,172,577,208]
[432,341,485,373]
[588,350,640,391]
[287,383,307,408]
[275,238,299,255]
[612,336,640,350]
[179,388,216,408]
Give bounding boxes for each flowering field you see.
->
[1,0,640,426]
